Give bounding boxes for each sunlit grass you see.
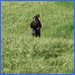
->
[2,2,74,73]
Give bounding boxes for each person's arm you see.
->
[40,22,42,28]
[37,22,42,30]
[39,20,42,28]
[30,21,33,28]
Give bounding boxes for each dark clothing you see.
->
[30,20,42,37]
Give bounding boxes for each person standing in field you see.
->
[30,14,42,37]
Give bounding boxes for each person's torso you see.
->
[32,20,40,28]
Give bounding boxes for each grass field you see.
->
[2,2,74,73]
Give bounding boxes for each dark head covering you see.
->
[36,14,40,18]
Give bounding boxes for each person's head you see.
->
[32,14,40,21]
[33,16,38,22]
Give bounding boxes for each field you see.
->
[2,2,74,73]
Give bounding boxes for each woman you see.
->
[30,15,42,37]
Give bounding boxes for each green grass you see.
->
[2,2,74,73]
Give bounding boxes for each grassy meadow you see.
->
[2,2,74,73]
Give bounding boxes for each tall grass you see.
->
[2,2,74,73]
